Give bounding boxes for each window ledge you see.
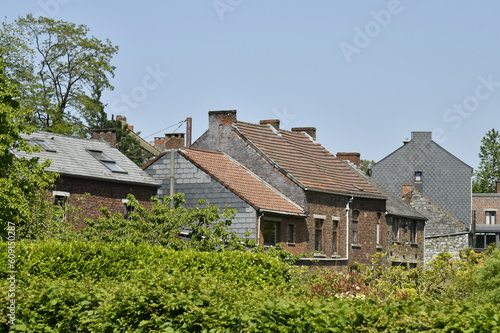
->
[351,243,362,249]
[313,253,327,258]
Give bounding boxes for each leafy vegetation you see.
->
[473,128,500,193]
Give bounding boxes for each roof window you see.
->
[30,139,56,152]
[88,149,127,173]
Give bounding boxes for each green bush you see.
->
[477,249,500,303]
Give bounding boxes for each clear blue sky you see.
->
[4,1,500,170]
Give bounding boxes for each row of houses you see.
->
[21,110,500,267]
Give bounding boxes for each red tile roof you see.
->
[234,121,384,198]
[179,148,305,215]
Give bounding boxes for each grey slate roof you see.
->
[18,131,159,187]
[371,131,472,226]
[346,162,426,220]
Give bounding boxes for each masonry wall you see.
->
[54,176,157,225]
[259,213,308,256]
[144,151,257,239]
[384,216,425,267]
[403,190,469,264]
[304,191,387,267]
[472,194,500,225]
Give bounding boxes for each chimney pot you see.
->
[260,119,280,131]
[291,127,316,140]
[336,152,361,166]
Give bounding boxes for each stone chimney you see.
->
[291,127,316,140]
[402,183,413,196]
[92,129,117,148]
[208,110,237,129]
[336,152,360,166]
[164,133,185,149]
[260,119,280,131]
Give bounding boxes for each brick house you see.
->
[371,131,472,263]
[189,110,392,267]
[472,180,500,250]
[20,131,159,223]
[143,148,306,254]
[348,164,426,267]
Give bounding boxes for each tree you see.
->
[0,58,57,234]
[0,15,118,136]
[473,128,500,193]
[359,159,375,174]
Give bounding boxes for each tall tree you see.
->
[0,58,56,233]
[0,15,118,136]
[473,128,500,193]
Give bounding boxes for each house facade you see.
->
[472,180,500,250]
[190,110,392,267]
[371,131,472,262]
[21,131,159,223]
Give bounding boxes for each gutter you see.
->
[425,231,471,239]
[259,209,307,217]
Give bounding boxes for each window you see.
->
[351,210,359,244]
[475,233,498,249]
[414,171,422,182]
[30,139,56,152]
[485,211,496,224]
[53,191,69,220]
[332,217,339,254]
[286,224,295,243]
[410,220,417,243]
[314,218,324,252]
[263,221,279,245]
[392,217,399,242]
[88,150,126,173]
[122,199,134,220]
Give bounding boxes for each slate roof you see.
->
[233,121,385,199]
[179,148,305,215]
[371,131,472,226]
[347,162,426,220]
[18,131,159,187]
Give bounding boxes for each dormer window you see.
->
[88,150,127,173]
[415,171,422,182]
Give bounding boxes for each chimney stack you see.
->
[208,110,237,129]
[336,152,361,166]
[496,179,500,193]
[260,119,280,131]
[291,127,316,140]
[92,129,117,148]
[402,183,413,196]
[164,133,185,149]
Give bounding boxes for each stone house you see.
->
[472,180,500,250]
[20,131,159,223]
[190,110,391,267]
[143,148,306,254]
[371,131,472,263]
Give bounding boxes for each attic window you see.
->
[414,171,422,182]
[88,150,127,173]
[30,139,56,152]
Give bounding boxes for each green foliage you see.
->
[359,159,375,174]
[0,14,118,136]
[0,59,56,232]
[473,128,500,193]
[1,241,500,332]
[477,249,500,303]
[81,193,249,251]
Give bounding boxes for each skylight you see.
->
[88,150,126,173]
[30,139,56,152]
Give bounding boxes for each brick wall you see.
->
[472,194,500,225]
[54,176,156,224]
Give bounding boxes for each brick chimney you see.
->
[402,183,413,196]
[291,127,316,140]
[92,129,117,148]
[260,119,280,131]
[496,179,500,193]
[336,152,361,166]
[164,133,185,149]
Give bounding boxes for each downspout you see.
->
[257,212,264,246]
[169,149,175,207]
[345,197,353,262]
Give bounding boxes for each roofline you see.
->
[56,172,160,188]
[259,209,307,217]
[425,231,470,239]
[306,187,387,200]
[385,213,428,221]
